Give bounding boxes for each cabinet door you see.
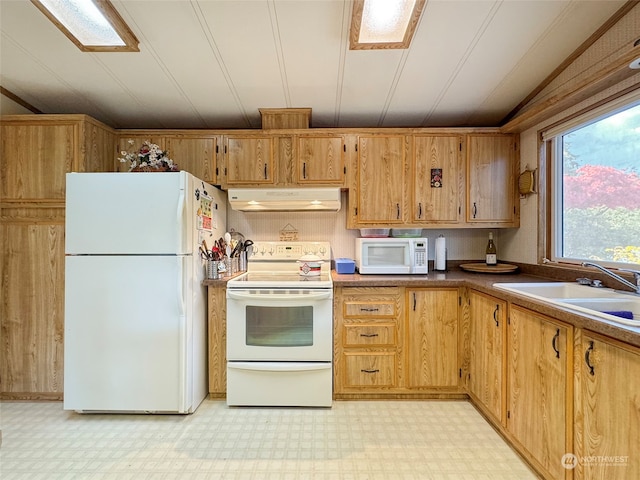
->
[166,136,217,184]
[225,135,274,185]
[406,288,459,388]
[0,217,65,397]
[577,333,640,479]
[412,135,462,223]
[354,135,406,224]
[466,135,518,224]
[507,306,572,480]
[1,123,76,200]
[208,285,227,396]
[468,290,505,423]
[296,135,345,185]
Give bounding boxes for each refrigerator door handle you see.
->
[176,189,186,253]
[177,256,187,411]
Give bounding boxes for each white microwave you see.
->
[355,237,428,275]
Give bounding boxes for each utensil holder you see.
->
[224,257,232,277]
[239,251,247,272]
[206,260,221,280]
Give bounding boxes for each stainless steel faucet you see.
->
[581,262,640,294]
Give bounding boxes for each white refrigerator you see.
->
[63,172,226,413]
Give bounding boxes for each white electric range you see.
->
[225,241,333,407]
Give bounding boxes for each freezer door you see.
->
[63,255,204,413]
[66,172,192,255]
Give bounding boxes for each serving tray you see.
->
[459,263,519,274]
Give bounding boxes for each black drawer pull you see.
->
[360,307,379,312]
[552,329,560,358]
[360,333,379,338]
[585,341,595,375]
[361,369,380,374]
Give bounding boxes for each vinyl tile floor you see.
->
[0,399,538,479]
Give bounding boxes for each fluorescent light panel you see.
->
[32,0,139,52]
[350,0,425,50]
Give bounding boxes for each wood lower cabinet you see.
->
[334,286,403,394]
[406,288,460,389]
[207,284,227,397]
[507,305,573,480]
[468,289,506,423]
[575,331,640,480]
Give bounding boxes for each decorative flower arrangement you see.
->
[118,140,179,172]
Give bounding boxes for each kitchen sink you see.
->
[493,282,640,327]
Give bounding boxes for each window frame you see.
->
[543,92,640,268]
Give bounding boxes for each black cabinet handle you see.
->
[396,203,400,219]
[264,163,268,179]
[360,333,379,338]
[413,293,417,311]
[303,162,307,179]
[585,341,595,375]
[552,329,560,358]
[361,369,380,374]
[418,203,423,219]
[493,305,499,327]
[360,307,379,312]
[473,202,478,219]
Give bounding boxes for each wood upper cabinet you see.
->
[466,134,519,225]
[575,331,640,480]
[295,134,346,185]
[507,306,573,480]
[411,135,463,223]
[2,116,115,199]
[117,134,219,184]
[165,136,218,184]
[406,288,460,389]
[224,134,275,186]
[349,134,408,226]
[468,289,506,424]
[334,286,403,394]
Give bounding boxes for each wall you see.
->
[0,94,33,115]
[500,4,640,265]
[228,191,501,263]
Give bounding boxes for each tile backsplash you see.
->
[227,192,502,263]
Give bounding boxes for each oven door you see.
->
[226,289,333,361]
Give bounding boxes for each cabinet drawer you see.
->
[343,299,397,318]
[343,352,396,387]
[343,323,396,347]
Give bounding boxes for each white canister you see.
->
[297,254,324,276]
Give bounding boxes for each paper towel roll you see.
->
[435,235,446,271]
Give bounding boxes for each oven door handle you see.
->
[226,291,332,301]
[228,362,332,372]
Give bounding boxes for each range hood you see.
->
[228,188,341,212]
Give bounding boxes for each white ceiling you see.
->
[0,0,627,130]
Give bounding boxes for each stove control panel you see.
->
[249,241,331,261]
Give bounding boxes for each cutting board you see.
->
[459,263,519,274]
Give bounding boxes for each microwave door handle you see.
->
[226,291,332,301]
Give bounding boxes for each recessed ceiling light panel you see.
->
[32,0,139,52]
[350,0,425,50]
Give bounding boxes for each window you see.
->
[549,100,640,266]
